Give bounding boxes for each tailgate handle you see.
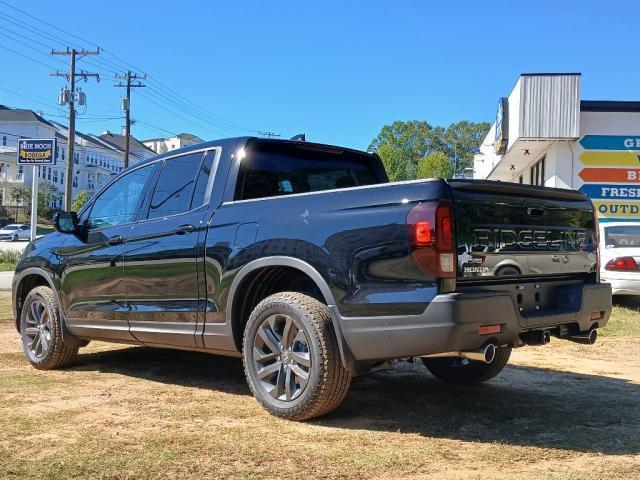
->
[525,203,544,217]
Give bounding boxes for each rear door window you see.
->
[147,152,204,219]
[235,141,386,201]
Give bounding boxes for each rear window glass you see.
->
[605,225,640,248]
[235,141,386,201]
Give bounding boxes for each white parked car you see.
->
[600,222,640,296]
[0,224,31,241]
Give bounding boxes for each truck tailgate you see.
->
[448,180,597,280]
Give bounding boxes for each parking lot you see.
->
[1,292,638,479]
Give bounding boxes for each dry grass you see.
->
[0,291,639,479]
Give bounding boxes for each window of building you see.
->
[61,149,65,161]
[53,169,58,183]
[147,153,204,219]
[47,167,51,181]
[518,175,523,184]
[18,165,23,180]
[60,171,64,185]
[530,156,545,186]
[2,136,6,146]
[73,176,77,188]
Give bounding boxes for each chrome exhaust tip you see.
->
[565,328,598,345]
[421,343,496,364]
[460,343,496,363]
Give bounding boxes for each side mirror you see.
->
[53,211,79,234]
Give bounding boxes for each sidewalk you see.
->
[0,271,14,291]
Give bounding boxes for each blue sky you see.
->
[1,0,639,150]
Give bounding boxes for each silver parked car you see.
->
[0,224,30,241]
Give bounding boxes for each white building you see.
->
[474,73,640,222]
[143,133,203,154]
[0,105,155,211]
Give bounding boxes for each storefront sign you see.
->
[580,151,640,166]
[579,167,640,183]
[580,184,640,199]
[579,135,640,151]
[593,200,640,218]
[17,138,56,165]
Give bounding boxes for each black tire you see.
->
[242,292,351,420]
[20,286,79,370]
[422,346,512,385]
[11,234,17,242]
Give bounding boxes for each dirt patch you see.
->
[1,321,639,479]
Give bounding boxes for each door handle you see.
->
[107,234,124,245]
[174,224,195,235]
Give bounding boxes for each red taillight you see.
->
[605,257,639,271]
[406,201,455,278]
[415,221,432,246]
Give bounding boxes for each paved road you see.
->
[0,271,13,291]
[0,240,29,254]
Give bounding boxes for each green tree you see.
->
[37,182,63,219]
[9,185,31,206]
[72,190,91,212]
[368,120,444,181]
[416,151,454,179]
[442,121,491,174]
[368,120,490,180]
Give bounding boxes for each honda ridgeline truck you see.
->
[12,137,612,420]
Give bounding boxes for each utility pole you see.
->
[50,47,100,210]
[115,71,146,168]
[259,131,281,138]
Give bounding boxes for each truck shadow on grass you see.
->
[71,347,640,456]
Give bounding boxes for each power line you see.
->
[132,118,178,137]
[0,43,57,70]
[0,1,272,140]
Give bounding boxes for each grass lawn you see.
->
[0,292,638,479]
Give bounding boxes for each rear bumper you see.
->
[332,282,612,364]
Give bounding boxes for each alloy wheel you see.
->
[252,313,312,402]
[22,299,52,360]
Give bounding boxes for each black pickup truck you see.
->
[12,137,612,420]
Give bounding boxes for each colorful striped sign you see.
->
[578,168,640,183]
[579,135,640,151]
[593,201,640,219]
[580,151,640,166]
[579,184,640,199]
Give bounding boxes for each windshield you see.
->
[2,225,19,231]
[605,225,640,248]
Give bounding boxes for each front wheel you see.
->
[12,234,18,242]
[422,346,512,385]
[242,292,351,420]
[20,286,79,370]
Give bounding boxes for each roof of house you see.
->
[99,132,156,154]
[177,133,203,141]
[142,133,204,143]
[0,105,57,128]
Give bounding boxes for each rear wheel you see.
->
[422,346,512,385]
[11,234,18,242]
[242,292,351,420]
[20,286,78,370]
